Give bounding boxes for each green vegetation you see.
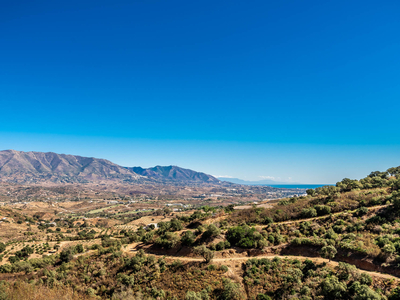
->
[244,257,395,299]
[2,166,400,298]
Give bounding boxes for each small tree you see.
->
[186,291,202,300]
[220,278,246,300]
[320,245,337,262]
[382,243,396,257]
[60,247,75,263]
[193,245,214,263]
[181,231,196,246]
[75,244,84,253]
[163,207,172,215]
[202,224,220,239]
[354,284,382,300]
[301,208,317,218]
[321,276,346,299]
[224,204,235,213]
[264,217,273,224]
[0,243,6,253]
[306,189,316,197]
[170,218,183,231]
[185,290,209,300]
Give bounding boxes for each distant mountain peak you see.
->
[217,177,290,185]
[127,165,219,183]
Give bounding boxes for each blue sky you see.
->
[1,1,399,183]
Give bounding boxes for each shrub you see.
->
[207,264,216,271]
[186,290,210,300]
[356,207,368,216]
[216,241,226,251]
[155,232,180,249]
[181,231,196,246]
[142,231,154,243]
[315,205,331,216]
[15,246,34,259]
[75,244,84,253]
[202,224,220,240]
[320,245,337,261]
[170,218,183,231]
[117,273,135,286]
[193,245,214,263]
[278,199,289,206]
[220,265,229,272]
[258,239,269,249]
[150,288,165,299]
[264,217,273,224]
[59,247,75,263]
[320,276,346,299]
[219,278,246,300]
[301,208,317,218]
[306,189,316,196]
[224,205,235,213]
[226,225,261,248]
[360,273,372,285]
[353,284,382,300]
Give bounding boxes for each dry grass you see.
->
[3,281,93,300]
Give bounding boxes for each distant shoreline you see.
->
[267,184,332,189]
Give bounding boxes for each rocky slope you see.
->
[128,165,219,183]
[0,150,219,184]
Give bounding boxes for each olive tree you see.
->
[193,245,214,263]
[320,245,337,262]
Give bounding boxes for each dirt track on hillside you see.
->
[121,243,399,281]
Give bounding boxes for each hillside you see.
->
[128,165,219,183]
[0,166,400,299]
[0,150,219,184]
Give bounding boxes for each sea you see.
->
[267,184,333,189]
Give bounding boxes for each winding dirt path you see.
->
[69,203,395,283]
[121,243,399,281]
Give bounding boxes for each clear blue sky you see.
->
[1,1,399,183]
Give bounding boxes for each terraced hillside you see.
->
[0,167,400,299]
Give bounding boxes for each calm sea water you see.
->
[268,184,333,189]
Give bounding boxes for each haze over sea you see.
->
[268,184,332,190]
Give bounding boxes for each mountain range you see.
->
[0,150,218,184]
[217,177,291,185]
[128,166,219,183]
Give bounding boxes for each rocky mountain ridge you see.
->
[128,165,218,183]
[0,150,218,184]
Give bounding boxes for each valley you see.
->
[0,162,399,299]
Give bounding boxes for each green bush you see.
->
[75,244,84,253]
[193,245,214,263]
[59,247,75,263]
[181,231,196,246]
[219,278,245,300]
[226,225,261,248]
[202,224,221,239]
[154,232,180,249]
[315,205,331,216]
[220,265,229,272]
[0,243,5,254]
[301,208,317,218]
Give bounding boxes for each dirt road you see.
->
[121,243,399,281]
